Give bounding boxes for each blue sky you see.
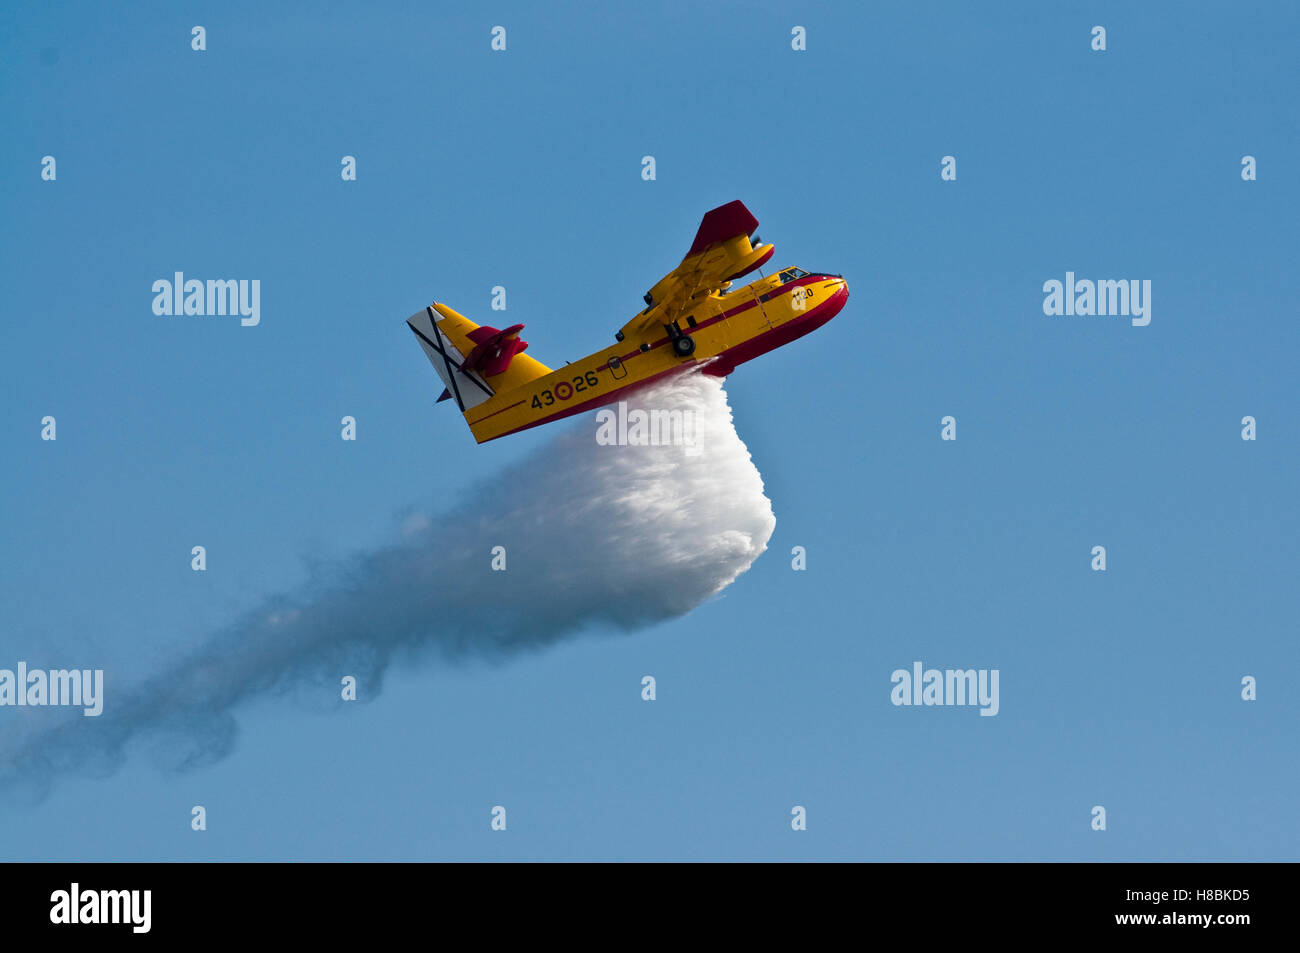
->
[1,0,1296,860]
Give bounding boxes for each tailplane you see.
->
[406,303,552,414]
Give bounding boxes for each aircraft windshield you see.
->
[778,268,810,283]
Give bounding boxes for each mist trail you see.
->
[0,372,775,803]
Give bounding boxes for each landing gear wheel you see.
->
[672,334,696,357]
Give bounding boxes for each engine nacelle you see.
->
[723,240,775,282]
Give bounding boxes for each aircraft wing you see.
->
[619,200,775,339]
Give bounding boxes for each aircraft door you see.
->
[750,284,774,331]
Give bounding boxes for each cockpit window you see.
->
[778,268,810,283]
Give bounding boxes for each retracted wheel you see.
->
[673,334,696,357]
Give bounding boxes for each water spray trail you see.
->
[0,373,774,802]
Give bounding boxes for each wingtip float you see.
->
[406,200,850,444]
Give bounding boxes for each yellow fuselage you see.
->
[464,269,849,443]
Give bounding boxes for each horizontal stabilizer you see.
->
[462,323,529,378]
[428,302,553,394]
[406,307,495,412]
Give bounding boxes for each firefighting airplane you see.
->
[406,200,849,443]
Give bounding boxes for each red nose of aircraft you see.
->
[822,275,850,319]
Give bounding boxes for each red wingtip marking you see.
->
[687,200,759,257]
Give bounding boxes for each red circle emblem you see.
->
[554,382,574,401]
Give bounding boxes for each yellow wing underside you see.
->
[619,233,773,340]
